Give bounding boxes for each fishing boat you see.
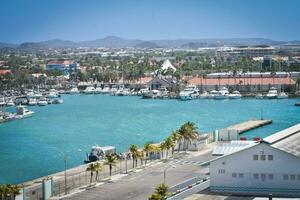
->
[69,87,80,94]
[83,86,95,94]
[228,91,242,99]
[16,105,34,118]
[266,87,278,99]
[179,85,199,100]
[214,87,229,100]
[38,98,48,106]
[84,146,116,163]
[28,98,38,106]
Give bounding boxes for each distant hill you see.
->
[2,36,300,49]
[135,41,160,48]
[0,42,17,48]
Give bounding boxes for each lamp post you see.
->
[163,165,176,184]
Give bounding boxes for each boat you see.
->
[6,99,15,106]
[38,98,48,106]
[83,86,95,94]
[84,146,116,163]
[101,85,111,94]
[228,91,242,99]
[142,90,161,99]
[47,89,58,98]
[255,93,264,99]
[26,90,35,99]
[116,86,130,96]
[28,98,38,106]
[179,85,199,100]
[110,85,118,95]
[295,102,300,106]
[214,87,229,100]
[208,90,218,99]
[34,92,43,99]
[277,92,288,99]
[69,87,80,94]
[266,87,278,99]
[137,88,150,96]
[199,91,209,99]
[16,105,34,118]
[52,98,63,104]
[94,86,103,94]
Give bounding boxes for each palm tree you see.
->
[137,150,144,165]
[163,137,174,159]
[148,183,169,200]
[105,153,117,178]
[129,144,138,168]
[178,122,198,151]
[159,142,167,159]
[144,143,152,165]
[170,130,182,153]
[0,184,21,199]
[94,162,103,182]
[86,163,96,184]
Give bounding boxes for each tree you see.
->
[178,122,198,151]
[170,131,182,154]
[143,143,152,165]
[86,163,96,184]
[129,144,138,168]
[163,137,175,159]
[148,183,169,200]
[94,162,103,181]
[105,153,117,178]
[0,184,20,199]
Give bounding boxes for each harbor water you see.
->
[0,95,300,183]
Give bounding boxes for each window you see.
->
[290,175,296,180]
[218,169,225,174]
[261,174,266,181]
[253,155,258,160]
[232,173,237,178]
[268,174,274,180]
[238,173,244,178]
[260,155,266,160]
[253,174,259,179]
[268,155,274,161]
[283,174,289,180]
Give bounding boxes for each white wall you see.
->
[210,142,300,196]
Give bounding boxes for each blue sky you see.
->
[0,0,299,43]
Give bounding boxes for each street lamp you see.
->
[163,165,176,184]
[64,154,67,195]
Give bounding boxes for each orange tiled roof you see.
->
[188,77,295,86]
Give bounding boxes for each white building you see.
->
[209,123,300,197]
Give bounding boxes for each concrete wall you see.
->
[210,142,300,196]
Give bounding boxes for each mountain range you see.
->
[1,36,300,49]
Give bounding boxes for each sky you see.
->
[0,0,299,43]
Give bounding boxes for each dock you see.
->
[226,119,272,134]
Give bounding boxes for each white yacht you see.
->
[110,85,118,95]
[28,98,38,106]
[101,85,111,94]
[0,97,5,107]
[179,85,199,100]
[26,90,35,99]
[69,87,80,94]
[277,92,288,99]
[94,86,103,94]
[214,87,229,99]
[83,86,95,94]
[6,99,15,106]
[16,105,34,118]
[38,98,48,106]
[47,89,58,98]
[266,87,278,99]
[228,91,242,99]
[34,91,43,99]
[138,88,150,96]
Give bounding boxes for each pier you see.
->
[226,119,273,134]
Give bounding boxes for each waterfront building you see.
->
[216,46,277,57]
[45,60,78,74]
[209,124,300,197]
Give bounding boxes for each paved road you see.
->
[62,149,214,200]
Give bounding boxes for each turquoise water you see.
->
[0,95,300,184]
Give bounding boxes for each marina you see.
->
[0,95,300,184]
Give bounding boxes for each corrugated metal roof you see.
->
[264,123,300,144]
[212,141,256,156]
